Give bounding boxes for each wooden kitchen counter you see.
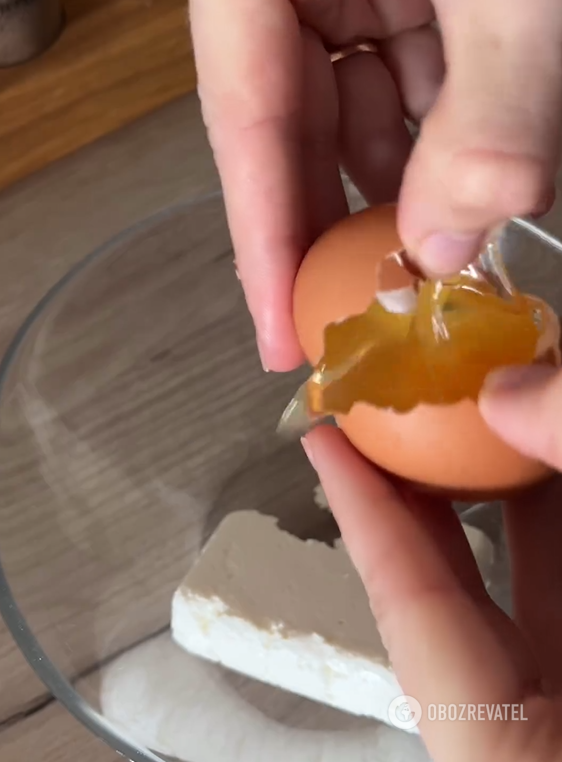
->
[0,0,196,192]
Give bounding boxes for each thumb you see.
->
[398,0,562,276]
[301,426,533,761]
[479,364,562,469]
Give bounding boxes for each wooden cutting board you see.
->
[0,0,196,192]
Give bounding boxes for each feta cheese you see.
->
[172,510,403,725]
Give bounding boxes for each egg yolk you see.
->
[306,257,556,416]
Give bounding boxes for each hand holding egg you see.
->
[303,425,562,762]
[292,205,561,499]
[191,0,562,372]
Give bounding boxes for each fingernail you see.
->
[255,332,270,372]
[530,187,556,219]
[301,436,316,470]
[482,364,557,396]
[418,231,484,276]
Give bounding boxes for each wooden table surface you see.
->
[0,94,219,762]
[0,0,196,192]
[0,6,220,758]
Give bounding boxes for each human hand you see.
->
[302,424,562,761]
[191,0,562,372]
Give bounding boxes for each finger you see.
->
[398,0,562,276]
[405,486,547,695]
[292,0,433,47]
[334,53,413,205]
[396,487,492,593]
[190,0,305,372]
[379,24,444,122]
[302,426,525,755]
[301,28,349,244]
[479,365,562,470]
[505,479,562,692]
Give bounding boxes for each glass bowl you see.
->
[0,192,560,762]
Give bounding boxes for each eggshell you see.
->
[293,205,554,499]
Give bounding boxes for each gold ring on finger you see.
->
[329,41,379,63]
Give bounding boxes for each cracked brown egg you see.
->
[293,204,560,500]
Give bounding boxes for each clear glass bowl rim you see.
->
[0,193,226,762]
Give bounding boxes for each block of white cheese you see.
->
[172,510,404,724]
